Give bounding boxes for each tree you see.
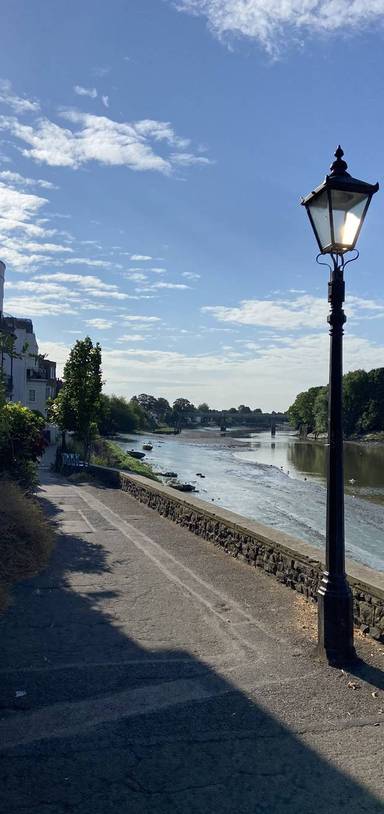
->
[238,405,251,413]
[287,387,323,435]
[313,387,328,436]
[172,398,195,414]
[197,403,210,413]
[343,370,370,436]
[50,337,102,459]
[99,394,141,435]
[153,397,172,424]
[134,394,158,414]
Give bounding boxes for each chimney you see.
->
[0,261,5,316]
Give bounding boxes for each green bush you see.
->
[0,402,46,489]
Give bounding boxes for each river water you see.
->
[116,430,384,573]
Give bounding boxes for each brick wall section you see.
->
[88,464,384,642]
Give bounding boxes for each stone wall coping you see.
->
[89,463,384,600]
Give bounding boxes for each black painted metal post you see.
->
[317,260,356,665]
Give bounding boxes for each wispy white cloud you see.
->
[202,293,384,331]
[4,297,76,316]
[126,266,166,275]
[74,85,97,99]
[126,272,148,282]
[122,315,161,323]
[63,257,111,268]
[0,170,58,190]
[130,254,152,261]
[86,318,114,329]
[182,271,201,280]
[0,79,40,113]
[0,109,211,175]
[174,0,384,55]
[117,333,148,342]
[0,182,47,226]
[152,281,190,290]
[101,95,109,108]
[33,272,118,290]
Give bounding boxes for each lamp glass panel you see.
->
[307,189,331,250]
[330,189,369,249]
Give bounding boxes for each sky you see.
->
[1,0,384,411]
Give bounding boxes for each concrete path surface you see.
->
[1,469,384,813]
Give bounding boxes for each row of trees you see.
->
[287,368,384,437]
[49,338,288,458]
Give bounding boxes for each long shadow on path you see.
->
[0,484,383,813]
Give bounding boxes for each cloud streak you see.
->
[202,294,384,330]
[175,0,384,54]
[0,109,212,175]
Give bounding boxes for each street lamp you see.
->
[301,147,378,665]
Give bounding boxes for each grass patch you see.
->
[91,438,160,481]
[153,427,179,435]
[0,480,55,613]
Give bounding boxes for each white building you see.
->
[0,261,57,417]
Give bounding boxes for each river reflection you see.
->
[238,432,384,503]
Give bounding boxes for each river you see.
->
[115,430,384,573]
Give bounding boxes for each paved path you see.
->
[1,470,384,813]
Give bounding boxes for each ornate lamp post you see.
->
[301,147,378,665]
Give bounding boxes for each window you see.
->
[29,389,36,402]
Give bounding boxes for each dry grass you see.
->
[0,480,55,612]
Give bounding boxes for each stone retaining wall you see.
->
[88,463,384,642]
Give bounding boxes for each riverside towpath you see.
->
[1,468,384,813]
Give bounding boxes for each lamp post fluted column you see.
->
[317,259,355,665]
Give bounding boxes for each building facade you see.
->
[0,261,57,417]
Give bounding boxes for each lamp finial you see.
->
[330,146,348,176]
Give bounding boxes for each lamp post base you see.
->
[316,572,356,666]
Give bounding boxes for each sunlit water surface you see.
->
[116,430,384,572]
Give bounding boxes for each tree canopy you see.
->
[287,367,384,437]
[50,337,102,457]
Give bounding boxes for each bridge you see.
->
[172,410,289,432]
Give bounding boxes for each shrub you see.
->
[0,402,46,489]
[0,481,54,612]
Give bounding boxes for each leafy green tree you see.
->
[343,370,370,436]
[287,386,323,434]
[153,397,172,424]
[50,337,102,459]
[99,394,141,435]
[197,402,210,413]
[313,387,328,436]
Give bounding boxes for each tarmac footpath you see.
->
[0,468,384,813]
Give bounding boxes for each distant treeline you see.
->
[287,368,384,437]
[99,393,286,435]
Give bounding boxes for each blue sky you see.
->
[1,0,384,410]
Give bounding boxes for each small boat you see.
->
[142,443,153,451]
[128,449,145,460]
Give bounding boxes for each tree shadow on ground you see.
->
[0,491,383,813]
